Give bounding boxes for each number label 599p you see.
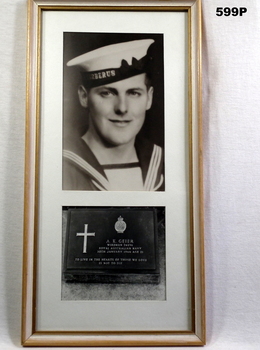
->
[216,7,247,16]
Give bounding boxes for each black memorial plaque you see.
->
[63,208,160,283]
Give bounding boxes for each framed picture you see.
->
[22,0,205,346]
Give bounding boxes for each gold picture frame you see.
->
[22,0,205,346]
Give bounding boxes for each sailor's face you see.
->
[83,74,153,147]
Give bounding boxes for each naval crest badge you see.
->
[114,216,127,233]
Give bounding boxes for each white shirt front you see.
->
[103,164,144,191]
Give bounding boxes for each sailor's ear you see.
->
[146,86,154,111]
[78,85,89,108]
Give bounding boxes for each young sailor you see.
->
[63,39,164,191]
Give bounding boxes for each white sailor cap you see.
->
[67,39,154,88]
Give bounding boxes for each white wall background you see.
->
[1,0,260,349]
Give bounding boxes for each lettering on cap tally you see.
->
[90,69,116,81]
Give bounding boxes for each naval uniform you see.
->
[63,135,164,191]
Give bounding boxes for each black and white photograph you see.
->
[62,32,164,191]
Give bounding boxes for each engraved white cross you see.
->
[77,224,95,253]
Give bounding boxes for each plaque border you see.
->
[22,0,205,346]
[63,207,161,283]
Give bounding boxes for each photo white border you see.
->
[38,8,188,332]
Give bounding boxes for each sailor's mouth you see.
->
[109,119,132,126]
